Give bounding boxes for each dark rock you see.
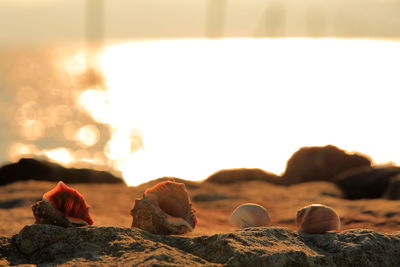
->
[334,166,400,199]
[283,145,371,184]
[3,224,400,266]
[204,168,282,184]
[0,158,124,185]
[383,174,400,200]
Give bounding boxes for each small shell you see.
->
[295,204,340,234]
[130,180,197,235]
[229,203,271,228]
[32,181,94,227]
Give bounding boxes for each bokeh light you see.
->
[15,102,39,126]
[62,51,87,75]
[42,147,74,166]
[41,104,72,127]
[75,124,100,148]
[19,121,45,141]
[104,130,133,161]
[8,143,39,162]
[63,120,81,141]
[77,89,111,124]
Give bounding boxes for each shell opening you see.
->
[158,197,186,219]
[146,181,191,221]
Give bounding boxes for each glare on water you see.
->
[10,38,400,186]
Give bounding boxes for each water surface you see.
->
[1,38,400,185]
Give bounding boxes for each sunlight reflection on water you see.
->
[6,38,400,186]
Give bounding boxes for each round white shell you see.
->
[229,203,271,228]
[296,204,340,234]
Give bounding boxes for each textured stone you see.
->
[11,225,215,266]
[3,224,400,266]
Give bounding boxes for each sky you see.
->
[1,0,400,46]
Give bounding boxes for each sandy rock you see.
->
[3,224,400,266]
[12,224,215,266]
[283,145,371,184]
[181,228,400,266]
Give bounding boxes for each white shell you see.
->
[229,203,271,228]
[296,204,340,234]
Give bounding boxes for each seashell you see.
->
[32,181,94,227]
[130,180,197,235]
[295,204,340,234]
[229,203,271,228]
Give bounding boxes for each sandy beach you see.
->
[1,177,400,266]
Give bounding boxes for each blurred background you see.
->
[1,0,400,185]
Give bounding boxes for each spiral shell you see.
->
[295,204,340,234]
[32,181,94,227]
[229,203,271,228]
[130,180,197,235]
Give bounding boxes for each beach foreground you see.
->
[2,224,400,266]
[1,180,400,266]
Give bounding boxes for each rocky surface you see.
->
[1,224,400,266]
[0,158,124,185]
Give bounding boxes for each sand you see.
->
[1,179,400,266]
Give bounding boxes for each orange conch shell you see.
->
[130,180,197,235]
[32,181,94,227]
